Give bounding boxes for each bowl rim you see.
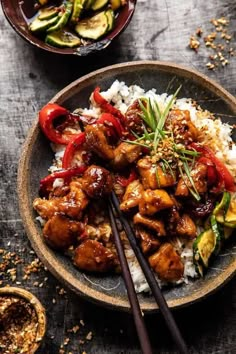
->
[0,0,137,56]
[0,286,46,352]
[17,60,236,312]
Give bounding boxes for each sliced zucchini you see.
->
[193,229,216,269]
[70,0,87,24]
[91,0,109,11]
[47,1,73,33]
[38,6,59,21]
[105,9,115,31]
[29,15,59,33]
[110,0,122,11]
[225,193,236,224]
[46,29,81,48]
[213,191,231,224]
[75,11,108,40]
[85,0,96,9]
[210,215,222,255]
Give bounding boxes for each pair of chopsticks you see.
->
[108,191,188,354]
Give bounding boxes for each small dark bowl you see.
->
[18,61,236,312]
[1,0,136,55]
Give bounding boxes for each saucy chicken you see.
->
[34,88,236,285]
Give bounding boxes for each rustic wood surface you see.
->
[0,0,236,353]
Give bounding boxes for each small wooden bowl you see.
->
[1,0,136,56]
[0,287,46,353]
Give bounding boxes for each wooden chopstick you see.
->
[110,191,188,354]
[108,203,153,354]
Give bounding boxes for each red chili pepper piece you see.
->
[97,113,125,138]
[39,103,78,145]
[198,156,217,186]
[39,165,87,197]
[116,169,137,187]
[93,87,127,126]
[62,132,86,169]
[190,143,235,192]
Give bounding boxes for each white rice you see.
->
[49,80,235,292]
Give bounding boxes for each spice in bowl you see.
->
[0,287,46,354]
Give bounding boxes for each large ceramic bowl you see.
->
[1,0,136,55]
[18,61,236,312]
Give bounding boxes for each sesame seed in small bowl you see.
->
[0,287,46,354]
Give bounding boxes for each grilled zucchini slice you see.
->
[105,9,115,31]
[47,1,73,33]
[70,0,87,24]
[193,229,216,270]
[225,193,236,225]
[46,29,81,48]
[38,7,59,20]
[213,192,236,228]
[213,191,231,224]
[75,11,108,40]
[29,15,59,33]
[91,0,109,11]
[210,215,222,255]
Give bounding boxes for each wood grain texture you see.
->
[0,0,235,353]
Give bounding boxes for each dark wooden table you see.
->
[1,1,236,353]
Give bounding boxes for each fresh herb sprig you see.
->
[123,86,201,201]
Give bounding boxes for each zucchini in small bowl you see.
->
[27,0,128,49]
[2,0,137,55]
[75,11,110,40]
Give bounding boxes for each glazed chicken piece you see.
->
[120,180,144,211]
[137,157,176,189]
[43,214,85,250]
[50,185,70,198]
[111,142,142,170]
[176,214,197,238]
[165,109,199,145]
[165,205,181,235]
[139,189,174,216]
[165,202,196,238]
[136,227,161,255]
[175,162,208,197]
[85,124,114,160]
[73,239,118,273]
[125,99,144,134]
[81,165,113,199]
[148,243,184,282]
[33,179,89,220]
[133,213,166,236]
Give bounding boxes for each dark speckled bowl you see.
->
[17,61,236,312]
[1,0,136,55]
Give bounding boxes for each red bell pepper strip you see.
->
[39,165,87,197]
[62,132,86,169]
[39,103,79,145]
[190,143,235,192]
[116,169,137,187]
[97,113,125,138]
[198,156,218,186]
[93,87,127,126]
